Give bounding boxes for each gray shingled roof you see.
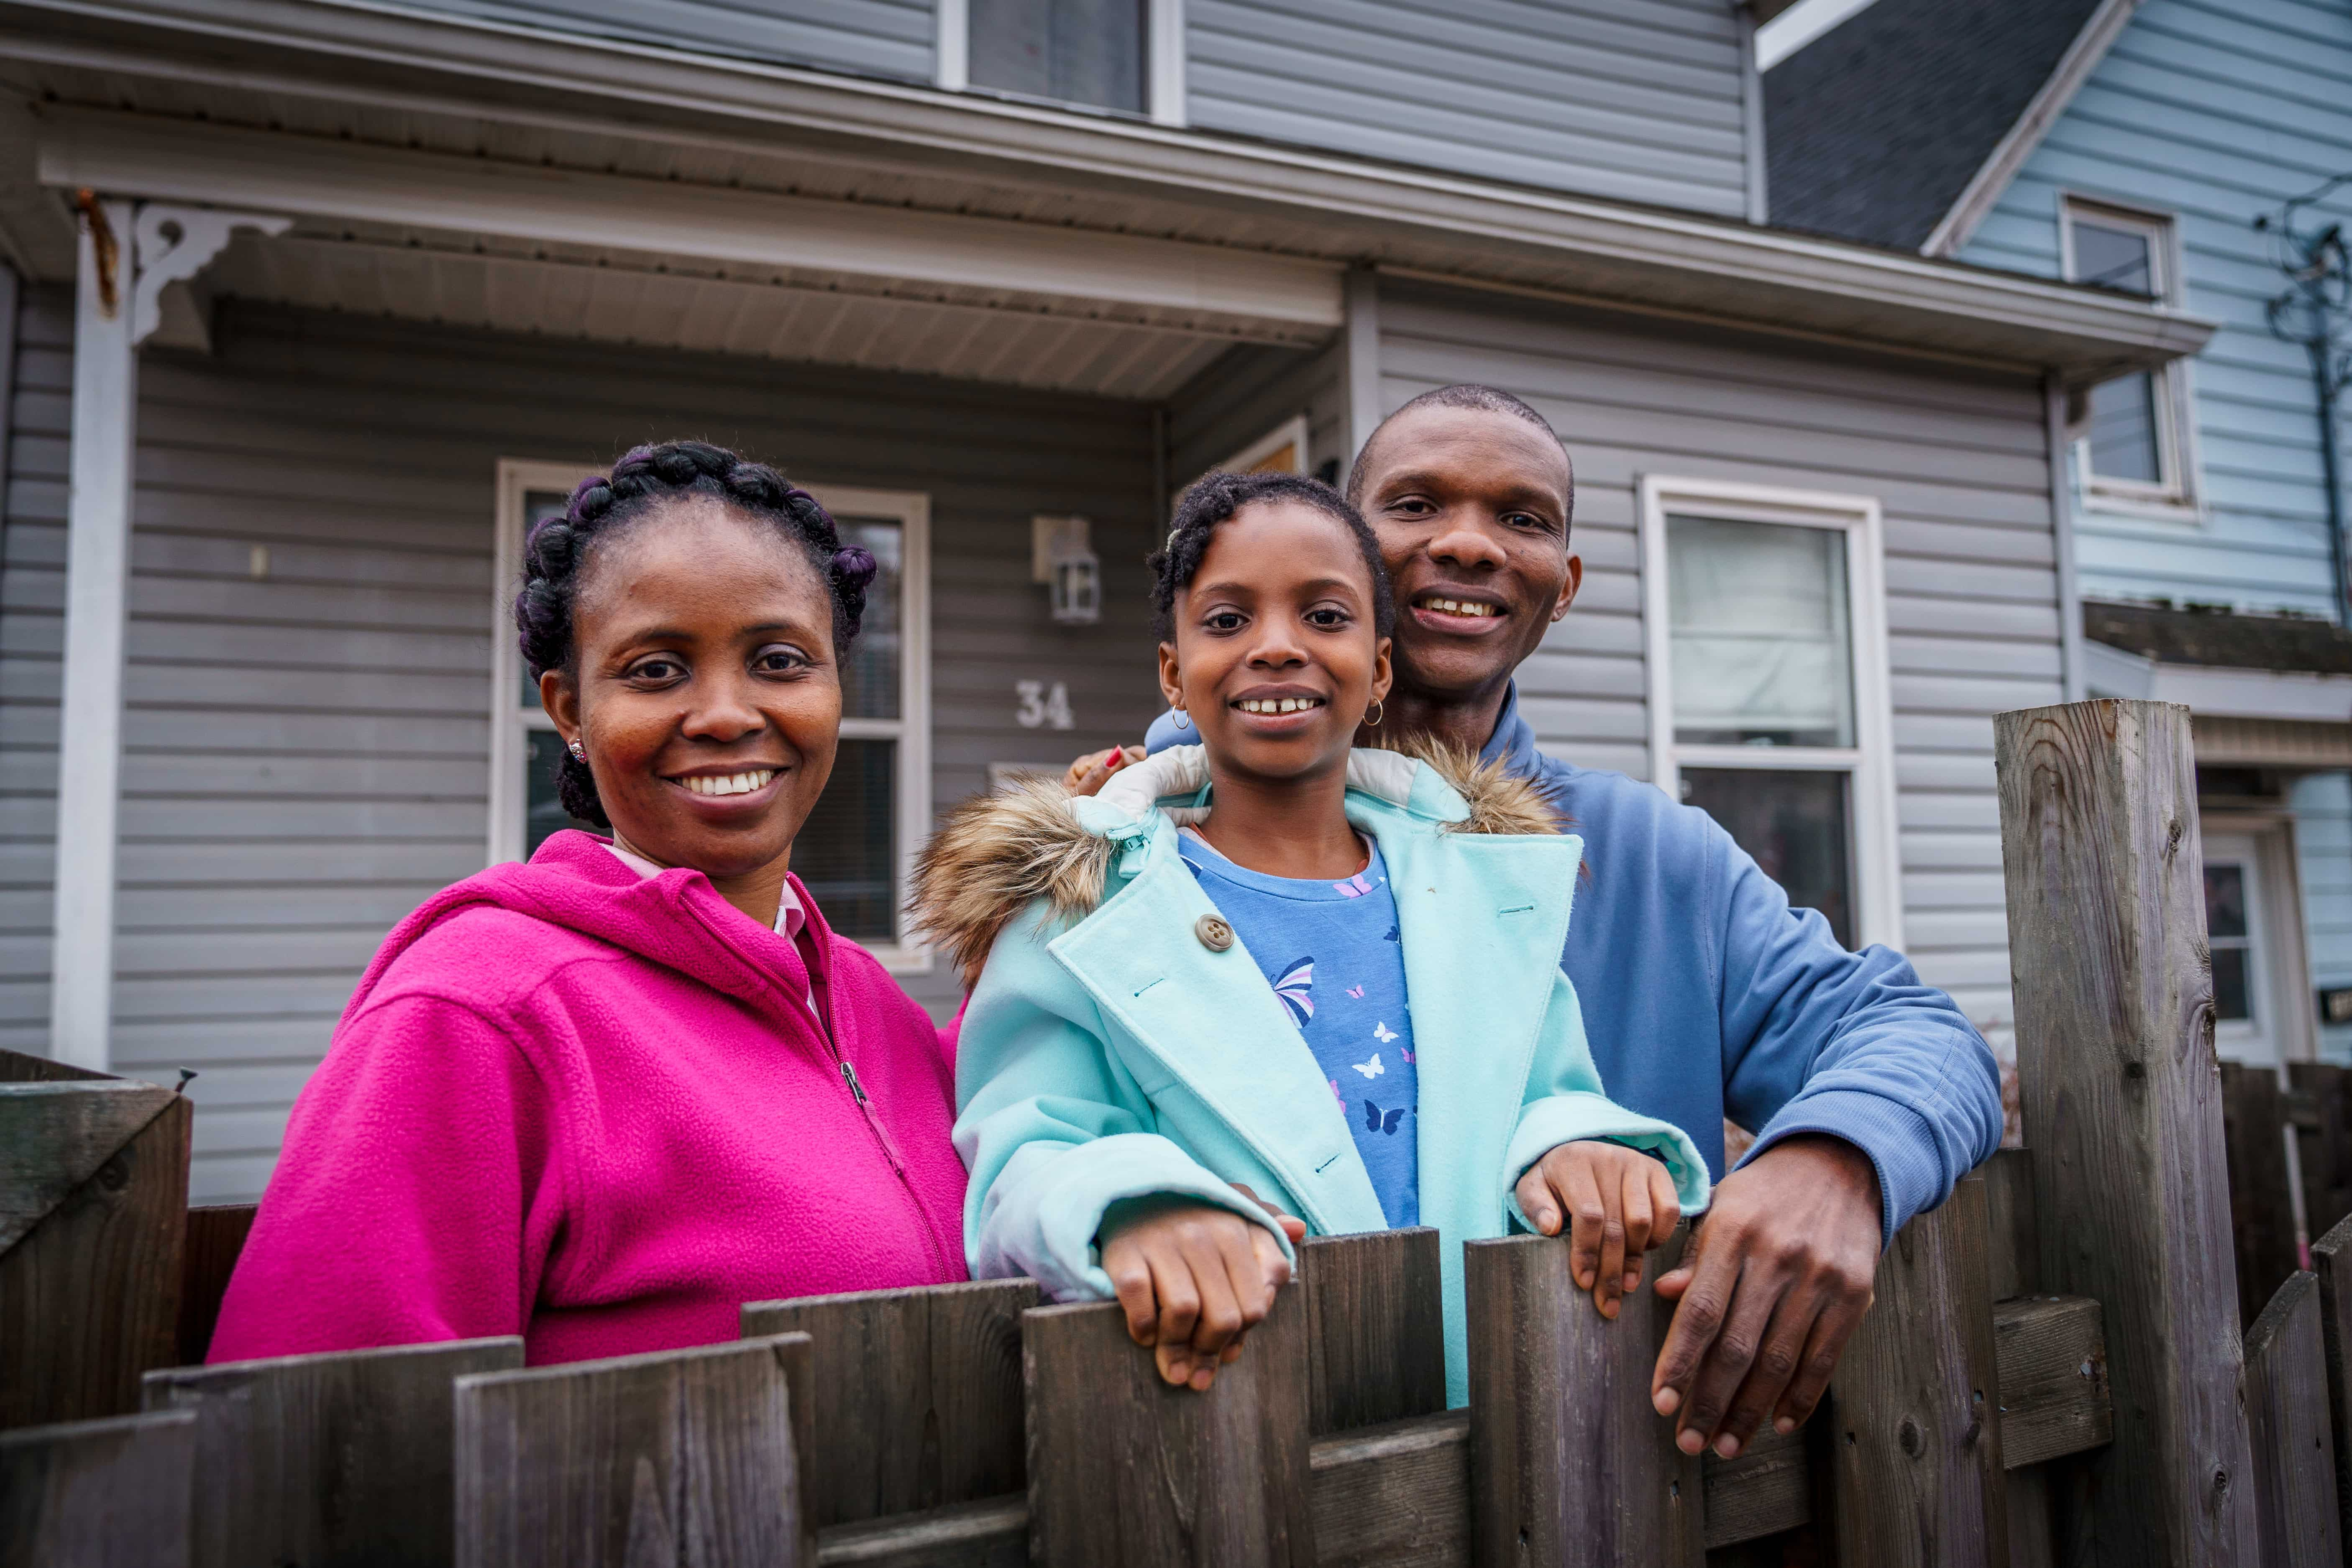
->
[1766,0,2109,252]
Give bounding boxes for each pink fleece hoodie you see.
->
[208,830,968,1366]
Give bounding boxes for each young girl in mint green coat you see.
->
[915,471,1707,1405]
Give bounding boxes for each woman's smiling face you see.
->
[543,496,841,881]
[1159,498,1392,787]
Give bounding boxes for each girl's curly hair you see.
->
[1148,470,1395,642]
[512,438,878,828]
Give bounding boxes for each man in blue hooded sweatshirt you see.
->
[1071,384,2004,1463]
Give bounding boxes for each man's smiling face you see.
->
[1350,403,1582,704]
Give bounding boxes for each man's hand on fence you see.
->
[1514,1140,1681,1320]
[1649,1133,1881,1460]
[1065,746,1146,796]
[1099,1197,1295,1392]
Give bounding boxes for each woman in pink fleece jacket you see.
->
[210,441,969,1366]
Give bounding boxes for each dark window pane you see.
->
[525,729,601,855]
[2087,372,2162,484]
[2211,946,2251,1023]
[2204,863,2247,940]
[970,0,1146,111]
[2071,220,2154,296]
[796,739,897,939]
[834,518,902,721]
[1680,767,1854,949]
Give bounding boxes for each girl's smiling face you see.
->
[542,497,842,883]
[1159,498,1393,787]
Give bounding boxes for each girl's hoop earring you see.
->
[1365,698,1385,729]
[567,738,587,762]
[1172,709,1190,730]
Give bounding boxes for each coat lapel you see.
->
[1046,849,1387,1237]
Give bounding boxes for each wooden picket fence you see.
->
[0,698,2342,1567]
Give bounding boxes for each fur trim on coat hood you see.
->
[911,739,1561,986]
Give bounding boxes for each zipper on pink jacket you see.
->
[819,1006,958,1284]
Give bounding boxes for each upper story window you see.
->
[941,0,1184,124]
[2062,197,2196,513]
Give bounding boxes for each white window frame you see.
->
[936,0,1186,125]
[489,460,934,973]
[1208,413,1310,482]
[2059,195,2199,518]
[1638,476,1904,951]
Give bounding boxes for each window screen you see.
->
[969,0,1147,112]
[2086,371,2163,485]
[1666,515,1855,748]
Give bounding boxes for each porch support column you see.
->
[1341,266,1382,466]
[53,193,136,1071]
[51,199,288,1069]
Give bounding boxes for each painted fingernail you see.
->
[1716,1434,1741,1459]
[1775,1417,1797,1435]
[1654,1389,1681,1415]
[1676,1428,1706,1455]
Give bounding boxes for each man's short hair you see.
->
[1344,384,1575,525]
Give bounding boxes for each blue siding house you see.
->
[1770,0,2352,1066]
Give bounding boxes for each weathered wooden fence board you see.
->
[2244,1271,2341,1568]
[2310,1211,2352,1558]
[1991,1296,2109,1470]
[811,1494,1026,1568]
[1024,1290,1315,1568]
[143,1335,524,1568]
[453,1333,808,1568]
[1465,1228,1703,1568]
[742,1277,1034,1530]
[1700,1429,1809,1550]
[0,1409,196,1567]
[1983,1149,2039,1303]
[0,1085,191,1428]
[173,1205,254,1368]
[2293,1063,2352,1245]
[1993,699,2259,1565]
[1827,1173,2008,1565]
[1308,1409,1470,1568]
[1297,1228,1445,1436]
[2220,1062,2299,1329]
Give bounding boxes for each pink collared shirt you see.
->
[607,842,824,1030]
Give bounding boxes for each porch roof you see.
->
[0,0,2214,386]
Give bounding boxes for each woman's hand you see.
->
[1065,745,1145,797]
[1515,1140,1682,1320]
[1100,1199,1293,1390]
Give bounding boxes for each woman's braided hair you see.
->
[513,439,878,829]
[1149,469,1395,642]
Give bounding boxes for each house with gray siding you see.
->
[0,0,2206,1199]
[1768,0,2352,1070]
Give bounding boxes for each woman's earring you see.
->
[1172,709,1190,730]
[567,738,587,762]
[1365,698,1385,729]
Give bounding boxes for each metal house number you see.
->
[1016,680,1075,731]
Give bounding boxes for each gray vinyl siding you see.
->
[1187,0,1753,219]
[381,0,933,82]
[1373,281,2059,1044]
[8,298,1163,1201]
[1164,341,1348,491]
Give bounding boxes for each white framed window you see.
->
[1639,477,1903,952]
[2060,197,2197,514]
[937,0,1185,125]
[489,461,933,972]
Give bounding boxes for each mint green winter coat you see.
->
[915,744,1710,1403]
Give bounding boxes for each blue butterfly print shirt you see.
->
[1176,830,1420,1228]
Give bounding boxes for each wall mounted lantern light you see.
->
[1031,514,1101,624]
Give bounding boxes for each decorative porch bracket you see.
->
[52,199,288,1071]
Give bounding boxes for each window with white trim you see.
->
[1640,478,1903,952]
[489,462,933,971]
[938,0,1185,124]
[1213,414,1311,480]
[2061,198,2195,509]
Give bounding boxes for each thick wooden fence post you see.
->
[1024,1287,1314,1567]
[453,1334,808,1568]
[1298,1227,1446,1436]
[0,1410,195,1567]
[1464,1226,1702,1568]
[0,1076,192,1427]
[742,1277,1034,1530]
[143,1335,524,1567]
[1994,699,2258,1565]
[1826,1173,2008,1566]
[2243,1271,2341,1568]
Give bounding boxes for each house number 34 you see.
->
[1016,680,1075,731]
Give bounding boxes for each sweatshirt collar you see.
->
[605,840,806,939]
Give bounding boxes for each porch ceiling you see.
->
[196,218,1251,400]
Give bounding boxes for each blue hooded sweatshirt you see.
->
[1144,685,2004,1243]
